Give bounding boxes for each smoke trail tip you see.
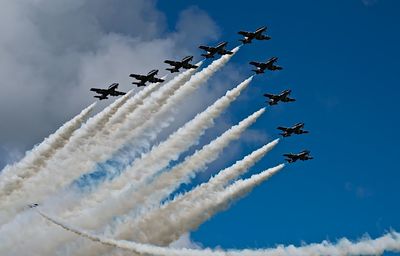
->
[232,45,241,53]
[195,60,204,67]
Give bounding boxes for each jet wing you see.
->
[238,31,254,37]
[249,61,264,68]
[164,60,179,66]
[283,153,294,158]
[199,45,215,52]
[277,127,288,131]
[90,88,108,94]
[129,74,146,80]
[263,93,277,99]
[282,97,296,102]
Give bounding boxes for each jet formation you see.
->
[88,25,313,164]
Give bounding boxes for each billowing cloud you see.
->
[0,0,219,164]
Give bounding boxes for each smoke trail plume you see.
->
[108,63,200,129]
[174,139,280,205]
[0,102,96,198]
[0,49,236,224]
[133,165,285,245]
[37,210,400,256]
[119,108,267,216]
[61,108,264,255]
[64,76,252,228]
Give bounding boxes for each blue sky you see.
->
[158,0,400,251]
[0,0,398,254]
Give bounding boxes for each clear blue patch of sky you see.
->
[157,0,400,252]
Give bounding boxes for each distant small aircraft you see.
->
[250,57,283,74]
[164,56,198,73]
[284,150,313,163]
[129,69,165,87]
[238,26,271,44]
[264,89,295,106]
[90,83,126,100]
[199,42,233,59]
[277,123,309,137]
[28,203,39,208]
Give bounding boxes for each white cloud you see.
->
[0,0,220,165]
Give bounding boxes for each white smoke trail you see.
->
[80,89,133,137]
[36,211,400,256]
[55,104,261,256]
[0,48,237,226]
[118,108,267,216]
[63,76,252,228]
[72,139,279,256]
[171,139,280,207]
[108,64,199,129]
[132,165,285,245]
[0,102,96,198]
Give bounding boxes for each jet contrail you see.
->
[108,63,200,129]
[132,165,285,245]
[0,49,237,224]
[120,108,267,215]
[60,108,265,255]
[172,139,281,205]
[69,138,279,255]
[63,76,252,229]
[37,211,400,256]
[0,102,96,198]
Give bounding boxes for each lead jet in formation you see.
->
[199,42,233,59]
[264,89,295,106]
[250,57,282,74]
[277,123,309,137]
[284,150,313,163]
[129,69,165,87]
[238,26,271,44]
[90,83,126,100]
[164,56,198,73]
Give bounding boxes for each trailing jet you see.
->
[129,69,165,87]
[250,57,282,74]
[238,26,271,44]
[277,123,309,137]
[264,89,295,106]
[90,83,126,100]
[164,56,198,73]
[284,150,313,163]
[28,203,39,208]
[199,42,233,59]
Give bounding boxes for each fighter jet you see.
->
[28,203,39,208]
[249,57,283,74]
[277,123,309,137]
[264,89,296,106]
[199,42,233,59]
[164,56,198,73]
[90,83,126,100]
[129,69,165,87]
[284,150,313,163]
[238,26,271,44]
